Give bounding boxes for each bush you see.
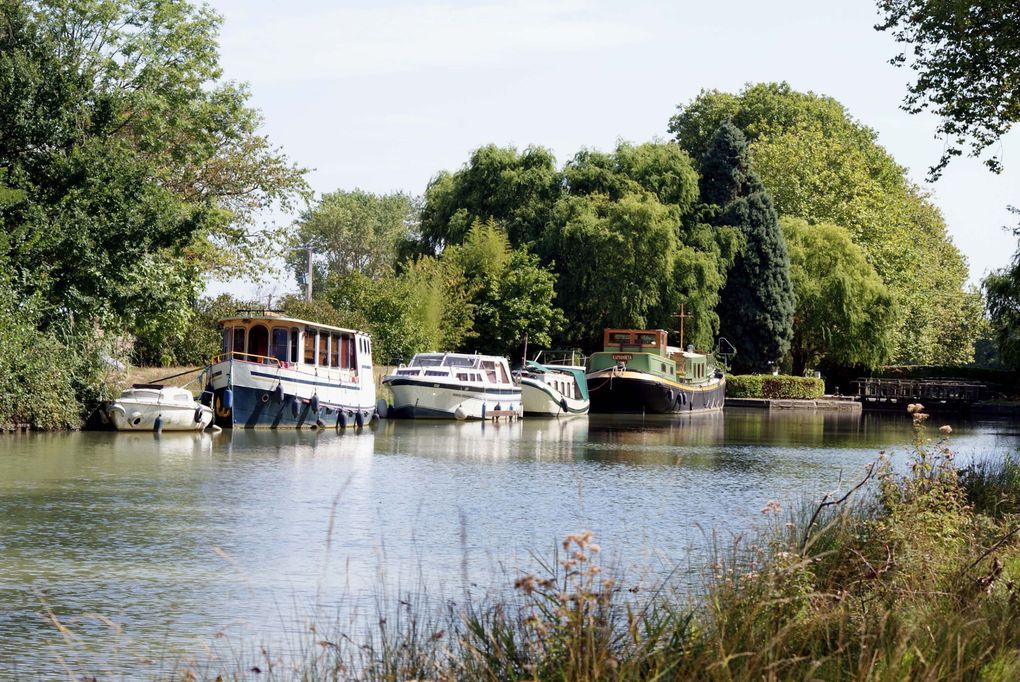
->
[0,285,113,430]
[726,374,825,399]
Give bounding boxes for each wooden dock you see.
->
[487,409,521,422]
[852,378,988,413]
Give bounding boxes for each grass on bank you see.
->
[46,406,1019,680]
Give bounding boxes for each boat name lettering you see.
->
[612,354,633,361]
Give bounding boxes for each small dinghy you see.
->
[107,384,214,432]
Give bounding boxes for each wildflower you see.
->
[907,403,925,414]
[761,499,782,515]
[939,424,952,435]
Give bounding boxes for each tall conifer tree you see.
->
[701,122,794,372]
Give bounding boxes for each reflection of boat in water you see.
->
[105,430,217,460]
[106,385,213,432]
[383,352,521,420]
[587,329,725,414]
[375,418,521,459]
[586,411,726,448]
[206,310,377,429]
[222,425,377,461]
[518,352,589,416]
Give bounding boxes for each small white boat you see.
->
[519,354,590,417]
[107,384,214,432]
[382,352,521,420]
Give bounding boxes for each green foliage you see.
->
[725,374,824,399]
[445,221,563,357]
[702,122,794,372]
[290,190,417,283]
[313,258,473,365]
[0,276,111,430]
[0,0,306,367]
[670,83,982,365]
[418,144,561,252]
[781,217,895,373]
[543,192,680,347]
[876,0,1020,177]
[985,229,1020,370]
[132,293,252,367]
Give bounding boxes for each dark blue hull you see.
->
[213,385,373,429]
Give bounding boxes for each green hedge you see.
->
[726,374,825,399]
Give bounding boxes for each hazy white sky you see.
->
[207,0,1018,296]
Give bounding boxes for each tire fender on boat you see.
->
[559,398,568,413]
[355,411,365,428]
[153,414,164,433]
[222,389,233,410]
[274,383,284,402]
[310,394,320,414]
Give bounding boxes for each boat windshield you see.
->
[442,356,477,368]
[411,354,444,367]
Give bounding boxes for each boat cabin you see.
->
[215,310,372,378]
[391,353,513,385]
[591,328,713,383]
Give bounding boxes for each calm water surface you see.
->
[1,409,1018,676]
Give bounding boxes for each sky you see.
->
[205,0,1018,298]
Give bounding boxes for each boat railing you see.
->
[211,351,283,367]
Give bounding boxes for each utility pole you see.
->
[672,304,694,351]
[305,246,313,302]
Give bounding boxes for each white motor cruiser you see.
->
[107,384,214,432]
[383,352,521,420]
[518,353,590,417]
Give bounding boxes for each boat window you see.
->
[396,368,419,376]
[331,333,341,367]
[412,355,443,367]
[639,333,659,346]
[271,328,289,362]
[609,332,631,344]
[457,372,470,381]
[480,360,497,382]
[498,363,510,384]
[232,327,245,354]
[249,324,269,358]
[443,356,475,367]
[290,329,299,363]
[366,338,371,356]
[425,370,446,377]
[318,332,329,366]
[221,327,230,353]
[304,331,316,365]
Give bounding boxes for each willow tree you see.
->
[781,218,895,374]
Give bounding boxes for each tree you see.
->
[445,221,563,358]
[417,145,561,253]
[0,0,307,339]
[669,83,982,365]
[542,192,680,348]
[876,0,1020,178]
[984,227,1020,370]
[781,218,895,374]
[701,122,794,373]
[290,189,417,284]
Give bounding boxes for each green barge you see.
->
[586,329,726,414]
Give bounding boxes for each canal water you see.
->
[1,410,1018,676]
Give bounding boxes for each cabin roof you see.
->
[217,309,367,336]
